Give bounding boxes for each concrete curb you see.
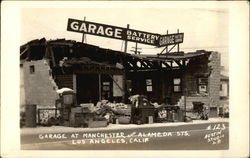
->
[21,118,229,135]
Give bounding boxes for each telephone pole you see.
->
[131,43,142,54]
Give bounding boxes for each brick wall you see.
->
[208,52,221,107]
[23,60,59,109]
[178,52,221,117]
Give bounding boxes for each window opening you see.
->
[30,65,35,74]
[198,78,208,93]
[173,78,181,92]
[146,79,153,92]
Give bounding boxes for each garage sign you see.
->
[67,18,183,47]
[158,33,184,47]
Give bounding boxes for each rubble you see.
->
[93,100,131,124]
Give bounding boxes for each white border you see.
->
[1,1,249,158]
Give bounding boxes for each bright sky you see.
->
[21,6,229,74]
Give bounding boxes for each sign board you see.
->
[67,18,125,40]
[158,33,184,47]
[126,29,160,46]
[113,75,123,97]
[67,18,184,47]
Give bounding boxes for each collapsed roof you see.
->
[20,38,212,71]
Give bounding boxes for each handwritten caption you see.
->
[204,123,226,145]
[38,131,190,145]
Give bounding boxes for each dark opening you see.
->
[76,74,99,104]
[28,45,46,60]
[30,65,35,74]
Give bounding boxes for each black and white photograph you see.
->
[1,1,249,158]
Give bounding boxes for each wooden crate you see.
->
[69,112,95,127]
[89,120,108,128]
[118,116,130,124]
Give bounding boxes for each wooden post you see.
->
[184,88,187,121]
[161,71,166,102]
[98,74,101,101]
[122,67,127,103]
[121,24,129,103]
[37,109,40,125]
[135,42,138,54]
[73,73,77,93]
[166,30,168,54]
[177,29,180,52]
[183,63,187,121]
[49,45,56,67]
[124,24,129,53]
[82,17,86,43]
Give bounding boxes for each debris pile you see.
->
[94,100,131,124]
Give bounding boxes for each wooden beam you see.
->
[129,59,139,69]
[49,42,74,47]
[144,61,154,68]
[74,69,124,75]
[127,61,136,68]
[108,74,125,93]
[140,61,150,68]
[173,60,182,68]
[48,45,56,67]
[98,74,101,101]
[123,61,133,69]
[26,45,32,60]
[182,60,186,67]
[168,44,177,53]
[162,62,171,68]
[20,46,29,58]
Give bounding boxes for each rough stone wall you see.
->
[23,60,59,109]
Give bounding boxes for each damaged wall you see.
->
[178,52,221,117]
[23,59,59,109]
[208,52,221,107]
[20,65,26,112]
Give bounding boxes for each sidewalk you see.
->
[21,118,229,135]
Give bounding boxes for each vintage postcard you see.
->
[1,1,249,158]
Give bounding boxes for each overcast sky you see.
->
[21,7,229,74]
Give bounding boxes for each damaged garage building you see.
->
[20,38,221,119]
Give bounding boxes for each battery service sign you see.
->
[126,29,160,46]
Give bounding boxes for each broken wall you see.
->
[20,66,26,112]
[23,60,59,109]
[208,52,221,107]
[178,52,221,117]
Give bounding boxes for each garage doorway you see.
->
[76,74,99,104]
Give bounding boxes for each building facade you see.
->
[20,38,221,117]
